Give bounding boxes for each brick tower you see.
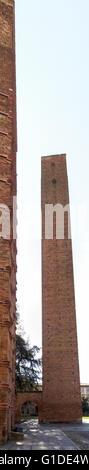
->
[0,0,17,441]
[40,155,82,422]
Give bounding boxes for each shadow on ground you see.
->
[0,419,89,450]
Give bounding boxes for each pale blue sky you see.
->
[15,0,89,383]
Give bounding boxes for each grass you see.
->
[21,415,38,422]
[83,416,89,419]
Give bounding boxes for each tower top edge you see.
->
[41,154,66,159]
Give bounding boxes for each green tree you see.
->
[15,310,42,393]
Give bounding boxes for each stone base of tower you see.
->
[39,401,82,424]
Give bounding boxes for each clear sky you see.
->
[15,0,89,384]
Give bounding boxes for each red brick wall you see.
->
[0,0,17,442]
[40,155,82,422]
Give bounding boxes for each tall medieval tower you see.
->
[41,155,82,422]
[0,0,17,441]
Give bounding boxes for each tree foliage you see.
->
[15,311,42,393]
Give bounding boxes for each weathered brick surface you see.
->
[0,0,16,442]
[40,155,82,422]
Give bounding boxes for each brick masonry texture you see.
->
[40,155,82,423]
[0,0,17,442]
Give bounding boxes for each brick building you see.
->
[0,0,82,440]
[0,0,17,441]
[40,155,82,422]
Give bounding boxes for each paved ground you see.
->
[0,419,89,450]
[59,421,89,450]
[0,420,79,450]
